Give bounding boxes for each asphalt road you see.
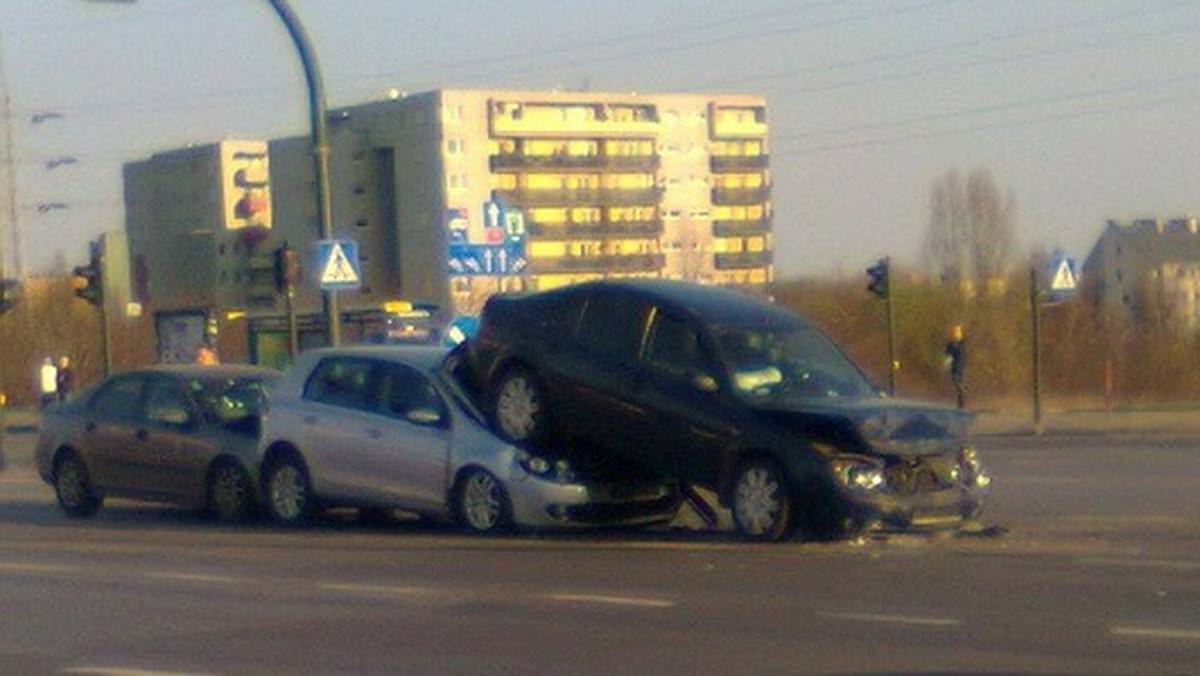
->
[2,427,1199,674]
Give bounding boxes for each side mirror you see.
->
[691,373,719,393]
[406,407,445,427]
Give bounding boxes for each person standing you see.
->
[55,356,74,403]
[944,324,967,409]
[38,357,58,408]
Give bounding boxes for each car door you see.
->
[636,308,740,486]
[297,356,451,512]
[137,374,213,501]
[562,290,654,455]
[82,374,147,492]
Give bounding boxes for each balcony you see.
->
[714,250,773,270]
[528,253,666,274]
[528,219,664,240]
[493,186,663,208]
[710,155,770,172]
[490,153,659,172]
[711,185,771,206]
[712,218,771,237]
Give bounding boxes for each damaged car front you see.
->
[797,401,991,534]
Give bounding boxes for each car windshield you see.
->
[715,325,876,401]
[188,375,272,423]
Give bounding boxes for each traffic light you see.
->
[0,278,19,314]
[220,140,271,230]
[866,257,890,299]
[273,242,300,293]
[73,240,103,307]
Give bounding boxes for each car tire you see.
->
[263,455,314,525]
[454,469,512,535]
[207,460,255,522]
[491,367,548,446]
[54,451,102,518]
[731,458,795,542]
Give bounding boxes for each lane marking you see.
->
[1112,626,1200,641]
[819,611,960,627]
[1079,557,1200,572]
[65,668,215,676]
[0,561,77,574]
[544,593,675,609]
[318,582,438,597]
[147,572,240,585]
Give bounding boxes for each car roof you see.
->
[141,364,280,379]
[545,279,807,329]
[296,344,450,370]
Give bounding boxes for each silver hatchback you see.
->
[257,345,680,534]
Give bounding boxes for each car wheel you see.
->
[455,469,512,535]
[263,456,314,525]
[492,367,547,445]
[732,459,794,542]
[54,452,102,518]
[207,461,255,522]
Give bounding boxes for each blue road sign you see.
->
[316,239,362,290]
[447,242,527,277]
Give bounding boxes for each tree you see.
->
[924,169,1017,293]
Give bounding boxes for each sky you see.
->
[0,0,1197,281]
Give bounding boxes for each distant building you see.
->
[1082,217,1200,330]
[125,89,773,363]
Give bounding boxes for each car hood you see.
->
[750,396,972,458]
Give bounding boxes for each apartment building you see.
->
[1082,217,1200,330]
[125,89,773,361]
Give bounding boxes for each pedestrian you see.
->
[55,356,74,403]
[195,343,219,365]
[944,324,967,409]
[38,357,58,408]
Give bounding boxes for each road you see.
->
[2,427,1199,674]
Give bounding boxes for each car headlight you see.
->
[830,456,886,491]
[957,447,990,487]
[519,454,577,483]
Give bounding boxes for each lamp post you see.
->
[266,0,340,346]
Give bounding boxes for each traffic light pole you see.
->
[885,284,897,397]
[1029,265,1043,435]
[267,0,340,347]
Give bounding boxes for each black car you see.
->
[462,279,989,542]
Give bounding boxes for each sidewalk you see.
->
[971,406,1200,437]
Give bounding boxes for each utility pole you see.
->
[1029,265,1043,435]
[267,0,340,347]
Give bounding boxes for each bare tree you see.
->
[924,168,1017,289]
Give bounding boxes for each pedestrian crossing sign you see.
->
[1049,256,1077,292]
[316,239,362,290]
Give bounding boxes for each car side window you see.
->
[144,377,194,427]
[576,294,648,360]
[89,376,145,421]
[644,311,711,379]
[377,363,447,424]
[303,357,376,412]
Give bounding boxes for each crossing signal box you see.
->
[73,240,103,307]
[220,140,271,230]
[866,257,890,299]
[0,278,19,314]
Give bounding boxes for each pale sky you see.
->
[1,0,1197,280]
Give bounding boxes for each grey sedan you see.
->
[35,364,277,521]
[256,345,680,534]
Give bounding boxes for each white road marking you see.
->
[544,593,675,609]
[0,561,76,574]
[1111,626,1200,641]
[819,611,960,627]
[1078,557,1200,572]
[147,572,240,584]
[318,582,439,597]
[65,668,215,676]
